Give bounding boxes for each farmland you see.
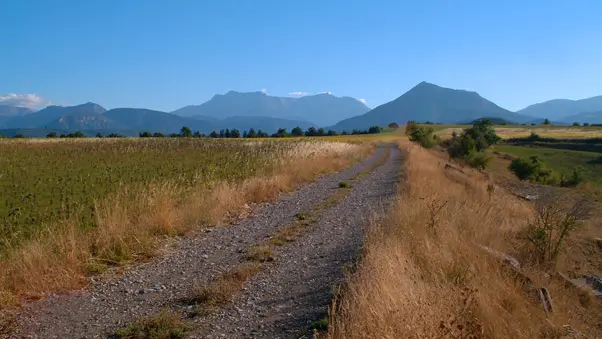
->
[0,138,368,305]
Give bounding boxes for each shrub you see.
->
[573,122,580,126]
[388,122,399,129]
[560,166,585,187]
[408,125,437,148]
[523,197,591,264]
[291,126,304,136]
[46,132,57,138]
[464,151,491,170]
[509,156,559,185]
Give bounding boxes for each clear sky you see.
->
[1,0,601,112]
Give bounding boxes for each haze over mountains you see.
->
[2,82,602,137]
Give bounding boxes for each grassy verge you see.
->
[329,141,602,338]
[0,139,371,308]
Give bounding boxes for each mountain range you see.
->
[2,83,602,137]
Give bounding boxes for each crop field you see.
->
[0,138,367,304]
[433,125,602,139]
[494,144,602,186]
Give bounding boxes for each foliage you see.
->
[573,122,580,126]
[508,156,557,185]
[445,120,500,169]
[464,151,491,170]
[388,122,399,129]
[180,126,192,137]
[46,132,57,138]
[406,123,437,148]
[291,126,304,136]
[543,118,551,125]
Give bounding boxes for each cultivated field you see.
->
[434,124,602,139]
[0,138,370,307]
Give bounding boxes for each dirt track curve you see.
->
[8,143,402,339]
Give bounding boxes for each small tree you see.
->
[291,126,304,136]
[341,130,349,135]
[180,126,193,137]
[368,126,381,134]
[305,127,318,137]
[572,122,580,126]
[225,129,231,138]
[584,122,590,126]
[327,130,337,136]
[247,128,256,138]
[388,122,399,129]
[13,134,25,138]
[209,131,218,138]
[543,118,551,125]
[193,131,201,138]
[96,132,103,138]
[47,132,57,138]
[153,132,165,138]
[230,129,241,138]
[73,131,85,138]
[139,131,152,138]
[317,128,326,136]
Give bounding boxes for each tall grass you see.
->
[0,139,370,307]
[329,142,602,338]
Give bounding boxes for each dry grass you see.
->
[329,141,602,338]
[114,309,188,339]
[0,141,371,308]
[190,262,261,315]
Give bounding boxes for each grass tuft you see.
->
[114,310,188,339]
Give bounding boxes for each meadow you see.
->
[494,145,602,186]
[433,124,602,139]
[0,138,369,306]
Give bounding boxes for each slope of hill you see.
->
[328,82,531,131]
[517,96,602,120]
[0,105,34,117]
[561,110,602,124]
[5,102,106,128]
[172,91,369,126]
[46,111,123,131]
[103,108,217,134]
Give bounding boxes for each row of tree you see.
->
[140,125,383,138]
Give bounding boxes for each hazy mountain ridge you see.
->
[171,91,370,127]
[517,96,602,121]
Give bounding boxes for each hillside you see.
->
[172,91,369,126]
[5,103,106,128]
[46,111,123,130]
[561,110,602,124]
[328,82,531,131]
[103,108,216,134]
[0,105,34,117]
[517,96,602,120]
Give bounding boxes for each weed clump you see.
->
[114,310,188,339]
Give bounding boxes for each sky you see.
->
[1,0,601,112]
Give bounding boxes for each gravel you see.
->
[8,144,400,339]
[191,144,402,338]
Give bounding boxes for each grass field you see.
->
[0,138,369,306]
[494,144,602,186]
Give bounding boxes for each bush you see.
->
[464,151,491,170]
[509,156,558,185]
[560,166,585,187]
[407,124,437,148]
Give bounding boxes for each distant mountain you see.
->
[103,108,217,134]
[5,102,106,128]
[45,111,121,130]
[561,111,602,124]
[0,105,34,117]
[517,96,602,120]
[328,82,532,131]
[172,91,369,126]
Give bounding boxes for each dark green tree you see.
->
[180,126,193,137]
[291,126,304,136]
[139,131,152,137]
[46,132,57,138]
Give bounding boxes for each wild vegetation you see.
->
[0,138,369,307]
[329,142,602,338]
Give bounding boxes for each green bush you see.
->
[509,156,558,185]
[407,125,437,148]
[464,151,491,170]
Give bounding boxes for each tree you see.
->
[193,131,202,137]
[543,118,551,125]
[139,131,152,138]
[584,122,590,127]
[180,126,193,137]
[291,126,304,136]
[242,130,248,138]
[153,132,165,137]
[230,129,241,138]
[572,122,580,127]
[14,134,24,138]
[368,126,381,134]
[73,131,85,138]
[388,122,399,129]
[305,127,318,136]
[341,130,349,135]
[96,132,103,138]
[257,129,269,137]
[209,131,218,138]
[169,133,178,138]
[225,129,231,138]
[272,128,288,138]
[327,130,337,136]
[247,128,257,138]
[219,129,225,138]
[46,132,57,138]
[317,128,326,136]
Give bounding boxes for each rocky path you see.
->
[8,144,402,339]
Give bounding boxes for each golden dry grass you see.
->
[329,142,602,339]
[0,141,371,308]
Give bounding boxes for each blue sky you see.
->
[1,0,601,112]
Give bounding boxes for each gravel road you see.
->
[8,143,401,339]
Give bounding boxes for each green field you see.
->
[493,145,602,186]
[0,138,292,250]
